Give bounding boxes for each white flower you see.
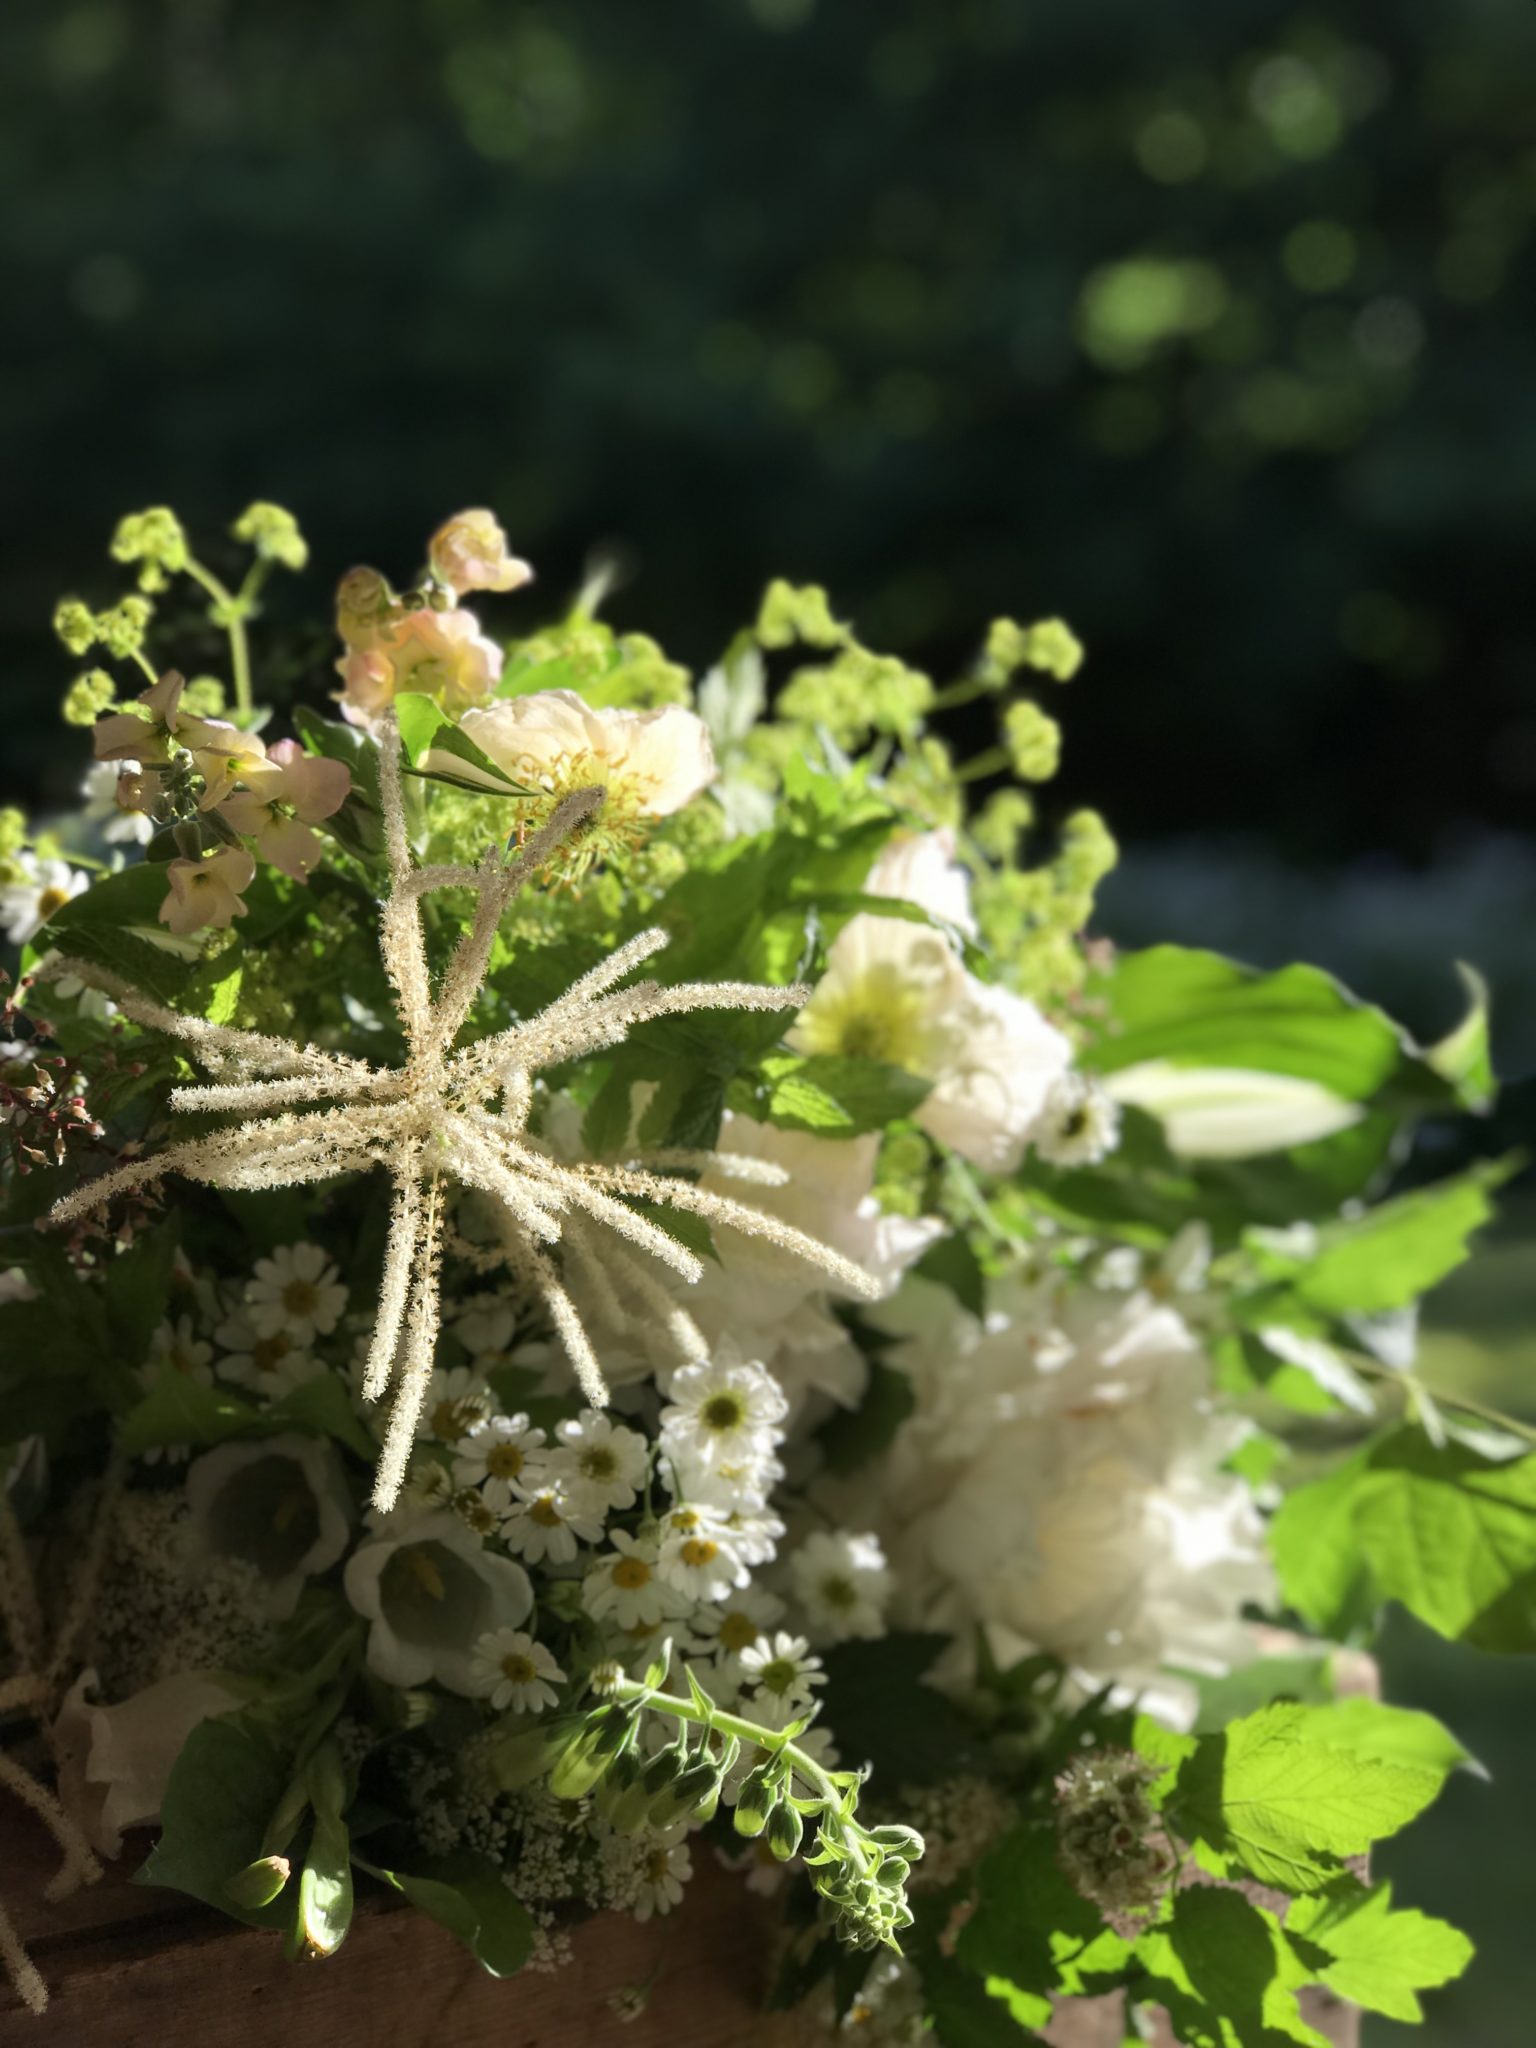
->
[184,1433,351,1618]
[212,1303,323,1397]
[243,1242,348,1346]
[659,1354,787,1471]
[135,1315,215,1464]
[550,1410,650,1514]
[632,1826,693,1921]
[468,1627,565,1712]
[695,1582,786,1679]
[739,1632,826,1712]
[790,1530,893,1644]
[428,509,533,598]
[582,1530,678,1631]
[343,1510,533,1694]
[655,1503,749,1602]
[54,1669,241,1859]
[81,758,155,846]
[422,1364,496,1446]
[864,827,977,937]
[0,854,90,946]
[459,691,716,819]
[450,1293,517,1359]
[501,1476,606,1565]
[1032,1071,1122,1167]
[451,1412,547,1513]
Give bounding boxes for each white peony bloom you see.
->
[859,1273,1273,1727]
[185,1433,352,1618]
[459,690,716,818]
[864,827,978,938]
[790,832,1072,1173]
[789,1529,894,1644]
[0,854,90,946]
[54,1669,242,1858]
[242,1242,348,1347]
[343,1510,533,1694]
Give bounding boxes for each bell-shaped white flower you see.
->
[343,1510,533,1694]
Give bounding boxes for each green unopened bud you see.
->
[868,1824,925,1860]
[226,1855,291,1909]
[548,1706,630,1799]
[53,599,97,657]
[487,1718,566,1791]
[732,1758,781,1839]
[63,670,117,726]
[95,594,154,660]
[598,1751,654,1834]
[1002,701,1061,783]
[232,500,309,571]
[767,1801,804,1862]
[648,1759,721,1831]
[111,507,188,581]
[1020,617,1084,681]
[180,675,227,719]
[756,578,845,651]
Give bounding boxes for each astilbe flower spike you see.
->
[40,713,879,1509]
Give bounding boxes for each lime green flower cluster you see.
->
[512,617,691,709]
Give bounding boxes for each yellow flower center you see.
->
[612,1556,652,1591]
[282,1277,321,1318]
[251,1332,293,1373]
[499,1652,537,1686]
[679,1537,719,1569]
[701,1394,744,1432]
[529,1495,564,1528]
[579,1445,617,1479]
[717,1612,759,1654]
[485,1443,524,1480]
[36,886,71,922]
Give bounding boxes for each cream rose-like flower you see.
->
[337,605,504,724]
[343,1510,534,1694]
[158,845,256,936]
[185,1434,352,1618]
[789,832,1071,1174]
[458,690,716,818]
[54,1669,242,1859]
[428,509,533,597]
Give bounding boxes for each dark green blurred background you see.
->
[2,2,1532,2038]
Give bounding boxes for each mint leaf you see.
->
[1288,1883,1474,2023]
[1169,1703,1441,1893]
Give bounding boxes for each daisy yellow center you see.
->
[613,1556,652,1590]
[431,1398,480,1443]
[529,1495,564,1528]
[485,1443,524,1480]
[499,1651,537,1685]
[758,1657,799,1694]
[251,1333,292,1373]
[819,1574,858,1610]
[670,1508,703,1534]
[701,1394,744,1432]
[168,1345,199,1375]
[645,1850,672,1882]
[579,1445,617,1479]
[36,886,72,921]
[717,1612,760,1654]
[679,1537,720,1568]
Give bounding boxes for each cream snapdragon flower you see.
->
[459,690,716,819]
[428,509,533,597]
[790,832,1071,1174]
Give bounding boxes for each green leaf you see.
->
[816,1634,976,1784]
[297,1744,353,1958]
[43,861,204,1003]
[1086,945,1462,1113]
[1272,1429,1536,1650]
[1139,1888,1327,2048]
[1287,1883,1475,2023]
[394,692,529,795]
[1169,1703,1441,1894]
[362,1854,535,1977]
[1423,964,1496,1112]
[1256,1158,1515,1316]
[754,1052,932,1135]
[912,1232,985,1318]
[118,1371,261,1453]
[139,1713,294,1925]
[957,1823,1130,1999]
[102,1214,182,1369]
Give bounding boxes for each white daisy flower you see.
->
[656,1504,748,1603]
[468,1627,565,1713]
[80,758,155,846]
[711,1501,785,1570]
[695,1583,787,1681]
[582,1530,676,1630]
[243,1242,348,1346]
[632,1827,693,1922]
[789,1530,894,1644]
[663,1449,784,1518]
[658,1355,787,1471]
[1032,1071,1123,1167]
[0,854,90,947]
[551,1410,649,1515]
[501,1476,605,1566]
[738,1632,826,1712]
[451,1412,546,1513]
[422,1365,496,1447]
[137,1315,215,1462]
[213,1304,323,1397]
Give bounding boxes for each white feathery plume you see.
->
[42,712,879,1510]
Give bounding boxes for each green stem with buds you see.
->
[183,555,269,726]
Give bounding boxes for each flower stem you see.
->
[183,555,259,725]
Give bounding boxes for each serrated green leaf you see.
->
[755,1051,932,1135]
[1287,1883,1474,2023]
[1138,1889,1328,2048]
[1169,1703,1441,1893]
[1272,1429,1536,1650]
[394,692,529,795]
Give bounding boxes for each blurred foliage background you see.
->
[2,2,1533,2040]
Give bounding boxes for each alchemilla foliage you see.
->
[0,504,1520,2037]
